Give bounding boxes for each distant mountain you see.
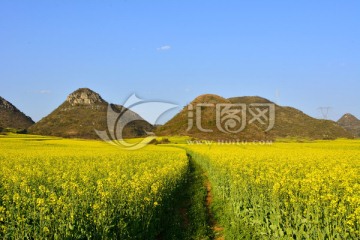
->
[0,96,34,130]
[229,96,352,140]
[29,88,153,139]
[337,113,360,137]
[156,94,270,141]
[156,94,352,140]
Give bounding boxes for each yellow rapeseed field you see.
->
[186,140,360,239]
[0,135,188,239]
[1,135,359,239]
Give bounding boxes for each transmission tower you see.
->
[317,107,332,119]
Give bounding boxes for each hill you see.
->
[156,94,352,140]
[156,94,270,141]
[337,113,360,137]
[0,96,34,131]
[29,88,153,139]
[229,96,352,140]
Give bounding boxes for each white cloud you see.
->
[157,45,171,51]
[38,90,51,94]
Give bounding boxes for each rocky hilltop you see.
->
[66,88,105,106]
[0,96,34,130]
[29,88,153,139]
[337,113,360,137]
[1,97,16,110]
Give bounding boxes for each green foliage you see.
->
[161,155,212,240]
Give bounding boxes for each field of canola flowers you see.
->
[0,135,188,239]
[186,141,360,239]
[1,135,360,239]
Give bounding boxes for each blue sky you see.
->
[1,0,359,123]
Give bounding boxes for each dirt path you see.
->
[158,152,224,239]
[204,174,225,240]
